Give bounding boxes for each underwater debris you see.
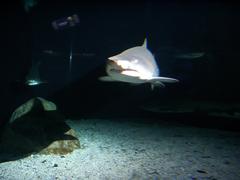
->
[52,14,80,30]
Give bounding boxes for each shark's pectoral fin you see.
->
[139,77,165,88]
[149,79,165,88]
[144,76,179,90]
[150,76,179,83]
[99,76,115,82]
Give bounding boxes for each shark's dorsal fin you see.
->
[142,38,147,48]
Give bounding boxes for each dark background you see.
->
[0,0,240,125]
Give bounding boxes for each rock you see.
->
[38,97,57,111]
[10,97,57,123]
[0,97,80,161]
[39,129,80,155]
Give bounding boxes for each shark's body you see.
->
[99,39,178,89]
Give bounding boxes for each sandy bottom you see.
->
[0,118,240,179]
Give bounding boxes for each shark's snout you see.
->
[108,56,117,61]
[106,60,123,73]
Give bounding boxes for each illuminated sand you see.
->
[0,118,240,179]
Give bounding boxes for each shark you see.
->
[25,61,47,86]
[155,46,205,60]
[174,52,205,59]
[99,38,179,89]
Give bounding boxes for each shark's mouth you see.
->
[107,60,138,74]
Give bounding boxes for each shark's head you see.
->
[106,39,159,80]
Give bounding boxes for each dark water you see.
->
[0,0,240,128]
[0,2,240,179]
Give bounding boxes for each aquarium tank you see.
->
[0,0,240,179]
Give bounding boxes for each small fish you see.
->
[25,61,47,86]
[99,38,178,89]
[43,50,95,58]
[155,47,205,60]
[174,52,205,59]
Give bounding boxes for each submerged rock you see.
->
[10,97,57,123]
[0,97,80,161]
[39,129,80,155]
